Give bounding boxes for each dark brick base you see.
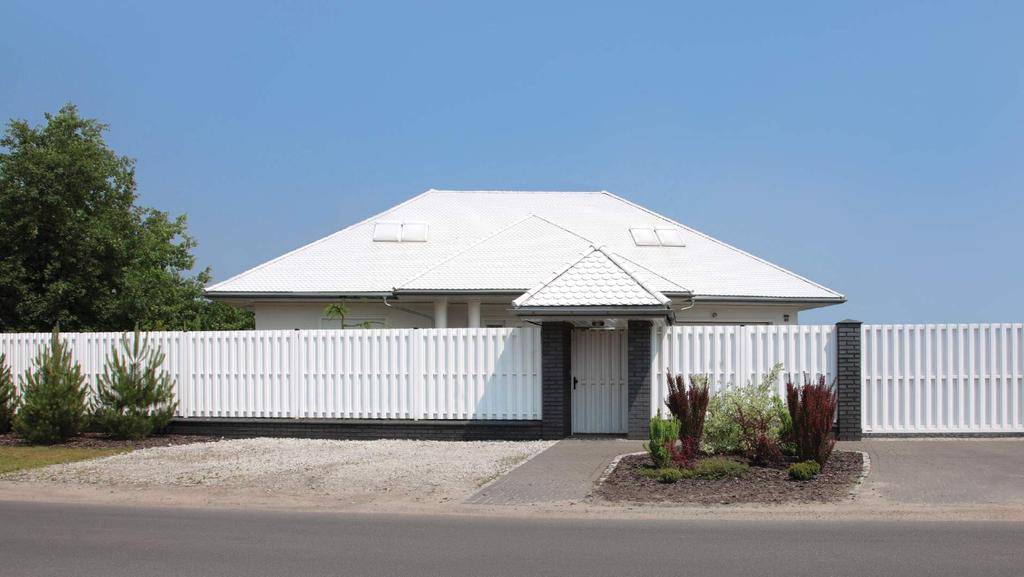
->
[167,418,544,441]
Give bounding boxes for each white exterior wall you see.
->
[253,301,525,330]
[672,303,800,325]
[254,300,802,329]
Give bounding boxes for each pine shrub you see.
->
[13,329,89,444]
[679,457,749,480]
[0,353,17,433]
[665,374,710,447]
[644,413,680,469]
[94,330,178,440]
[786,375,838,467]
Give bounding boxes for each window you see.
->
[372,222,402,242]
[372,221,428,242]
[629,228,660,246]
[401,222,428,242]
[630,227,685,247]
[655,228,685,246]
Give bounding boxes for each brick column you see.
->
[541,322,572,439]
[835,319,863,441]
[627,320,653,440]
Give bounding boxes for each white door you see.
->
[571,329,628,434]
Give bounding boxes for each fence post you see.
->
[835,319,863,441]
[627,320,653,440]
[290,330,301,419]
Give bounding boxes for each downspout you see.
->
[383,295,436,327]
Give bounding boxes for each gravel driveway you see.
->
[11,438,554,504]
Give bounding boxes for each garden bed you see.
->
[597,451,863,505]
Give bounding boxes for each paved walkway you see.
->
[842,438,1024,505]
[468,439,643,505]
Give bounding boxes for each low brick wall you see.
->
[167,418,544,441]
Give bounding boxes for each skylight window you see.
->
[630,228,660,246]
[401,222,428,242]
[630,227,685,247]
[372,222,428,242]
[655,228,685,246]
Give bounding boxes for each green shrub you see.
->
[0,353,17,433]
[644,413,680,468]
[702,363,787,457]
[788,460,822,481]
[679,457,749,480]
[13,329,89,444]
[638,466,684,483]
[93,330,178,440]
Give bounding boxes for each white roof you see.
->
[207,190,843,303]
[513,247,670,308]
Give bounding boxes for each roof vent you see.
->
[630,227,684,247]
[373,222,428,242]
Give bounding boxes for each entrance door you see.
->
[571,329,628,434]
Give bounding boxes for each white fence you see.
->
[651,325,836,416]
[862,324,1023,434]
[0,328,542,421]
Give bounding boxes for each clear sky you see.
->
[2,1,1021,324]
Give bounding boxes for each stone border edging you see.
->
[848,450,871,498]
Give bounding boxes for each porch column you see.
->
[835,319,863,441]
[627,320,653,440]
[541,322,572,439]
[433,298,448,328]
[467,299,482,328]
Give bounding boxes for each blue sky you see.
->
[2,1,1021,324]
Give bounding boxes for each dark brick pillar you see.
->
[627,320,653,440]
[541,322,572,439]
[836,319,863,441]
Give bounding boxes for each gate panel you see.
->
[571,329,628,434]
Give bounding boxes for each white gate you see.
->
[571,329,628,434]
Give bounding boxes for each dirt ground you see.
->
[597,451,863,505]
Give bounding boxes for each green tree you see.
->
[0,104,252,332]
[13,329,89,444]
[0,353,16,433]
[94,330,178,439]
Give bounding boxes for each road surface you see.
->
[1,501,1021,577]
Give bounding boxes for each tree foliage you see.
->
[0,353,16,433]
[12,329,89,444]
[0,104,252,332]
[94,330,178,439]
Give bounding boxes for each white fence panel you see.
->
[862,324,1024,433]
[0,327,542,421]
[652,325,836,417]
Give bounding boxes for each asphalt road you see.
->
[1,501,1021,577]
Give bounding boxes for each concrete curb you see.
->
[595,451,646,489]
[848,450,871,499]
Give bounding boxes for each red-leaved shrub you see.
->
[786,375,838,467]
[665,374,710,448]
[666,436,698,469]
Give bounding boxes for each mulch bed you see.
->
[597,450,864,505]
[0,432,220,450]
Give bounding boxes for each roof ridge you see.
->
[608,252,691,294]
[426,189,606,194]
[513,246,671,308]
[512,246,599,307]
[394,214,596,290]
[598,190,844,299]
[599,248,671,305]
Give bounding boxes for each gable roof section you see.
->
[397,215,594,292]
[206,189,844,302]
[513,246,671,308]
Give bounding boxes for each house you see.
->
[205,189,844,329]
